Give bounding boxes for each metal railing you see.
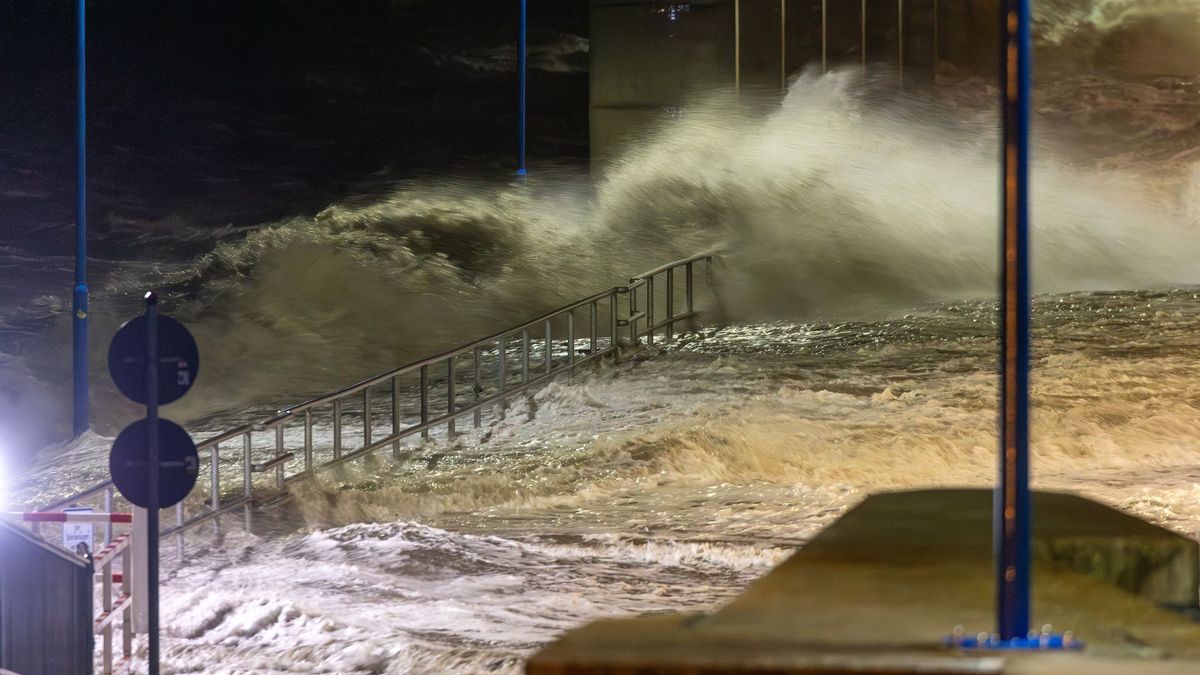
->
[34,252,720,545]
[93,531,134,674]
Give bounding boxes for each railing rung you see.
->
[252,452,294,474]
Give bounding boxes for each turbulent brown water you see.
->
[4,1,1200,672]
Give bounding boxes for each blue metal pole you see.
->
[996,0,1032,642]
[72,0,89,437]
[517,0,528,176]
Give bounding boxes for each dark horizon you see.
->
[0,1,590,257]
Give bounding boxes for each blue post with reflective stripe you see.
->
[997,0,1032,642]
[72,0,89,437]
[517,0,528,176]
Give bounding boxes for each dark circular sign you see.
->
[107,314,199,405]
[109,418,199,509]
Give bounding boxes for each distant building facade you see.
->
[590,0,999,163]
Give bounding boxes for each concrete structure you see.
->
[528,489,1200,674]
[0,521,94,675]
[589,0,1001,163]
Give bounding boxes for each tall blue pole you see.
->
[517,0,528,176]
[996,0,1032,642]
[73,0,90,437]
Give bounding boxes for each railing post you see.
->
[898,0,905,88]
[590,301,598,358]
[862,0,868,74]
[521,328,531,383]
[686,261,695,315]
[611,291,621,363]
[473,346,482,428]
[933,0,939,85]
[275,425,286,488]
[363,387,373,449]
[177,497,189,550]
[304,409,314,473]
[628,285,639,345]
[177,497,189,542]
[333,398,343,460]
[210,444,220,512]
[544,319,553,374]
[121,544,132,660]
[419,364,429,440]
[391,376,402,456]
[567,310,576,374]
[646,276,656,346]
[665,268,675,341]
[102,550,112,674]
[242,432,252,498]
[447,357,457,437]
[103,485,113,546]
[497,336,507,418]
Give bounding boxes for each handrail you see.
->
[277,287,620,417]
[34,252,721,535]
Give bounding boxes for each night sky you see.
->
[0,1,589,254]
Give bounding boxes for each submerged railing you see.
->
[33,252,720,548]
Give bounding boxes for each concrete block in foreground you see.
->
[527,489,1200,674]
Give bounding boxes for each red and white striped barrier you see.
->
[6,511,132,524]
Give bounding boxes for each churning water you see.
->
[4,1,1200,672]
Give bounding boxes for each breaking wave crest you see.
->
[1037,0,1200,75]
[9,68,1200,462]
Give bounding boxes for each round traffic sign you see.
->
[107,314,199,405]
[109,418,199,509]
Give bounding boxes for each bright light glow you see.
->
[0,442,8,510]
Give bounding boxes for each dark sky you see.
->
[0,1,590,252]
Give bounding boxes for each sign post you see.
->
[108,292,200,675]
